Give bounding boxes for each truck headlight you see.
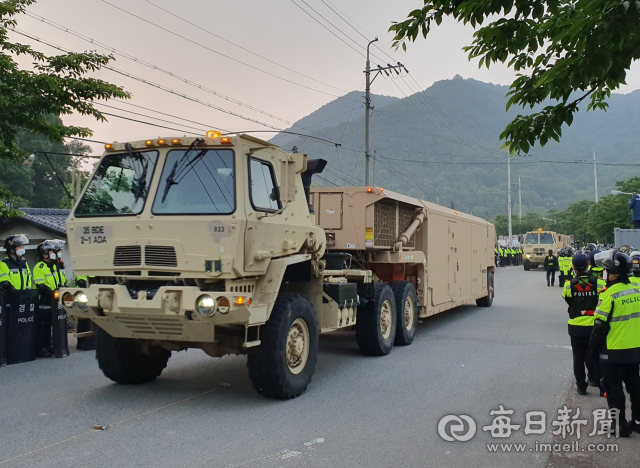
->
[196,295,216,316]
[62,292,75,308]
[526,254,531,258]
[74,292,89,310]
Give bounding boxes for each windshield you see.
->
[524,233,538,244]
[152,149,235,215]
[539,233,555,244]
[75,151,158,217]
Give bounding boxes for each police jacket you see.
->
[592,279,640,363]
[630,194,640,221]
[32,261,60,292]
[0,257,32,291]
[562,274,605,337]
[544,255,558,271]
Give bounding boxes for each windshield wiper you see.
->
[161,138,203,203]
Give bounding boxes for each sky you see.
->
[9,0,640,156]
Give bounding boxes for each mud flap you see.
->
[0,292,7,367]
[7,290,38,365]
[76,318,97,351]
[51,295,69,359]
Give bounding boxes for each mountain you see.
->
[276,76,640,219]
[269,91,399,147]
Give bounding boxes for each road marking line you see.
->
[222,439,325,468]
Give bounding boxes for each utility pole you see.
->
[593,149,599,203]
[364,38,377,186]
[363,40,407,185]
[518,176,522,219]
[372,150,376,185]
[507,155,512,248]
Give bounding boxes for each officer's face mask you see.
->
[16,248,25,257]
[49,252,57,260]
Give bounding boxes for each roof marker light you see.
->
[206,130,221,139]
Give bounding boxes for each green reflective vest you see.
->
[0,257,32,291]
[629,276,640,285]
[32,261,60,291]
[594,282,640,362]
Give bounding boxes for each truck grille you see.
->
[113,246,141,266]
[145,246,178,268]
[374,199,396,247]
[115,316,183,336]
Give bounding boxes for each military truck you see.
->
[60,133,495,399]
[522,229,573,270]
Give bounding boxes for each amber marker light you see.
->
[171,138,182,145]
[366,188,374,193]
[53,291,60,299]
[235,296,246,305]
[220,137,232,144]
[104,144,113,150]
[145,140,154,146]
[206,130,221,139]
[157,139,167,145]
[379,187,384,192]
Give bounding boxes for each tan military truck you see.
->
[522,229,573,270]
[60,133,495,399]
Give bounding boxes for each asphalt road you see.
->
[0,267,598,468]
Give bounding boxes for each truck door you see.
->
[471,224,486,294]
[244,154,290,273]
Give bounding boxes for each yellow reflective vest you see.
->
[562,274,606,336]
[32,261,61,291]
[594,281,640,363]
[0,257,32,291]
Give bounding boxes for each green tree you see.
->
[389,0,640,154]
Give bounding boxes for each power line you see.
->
[140,0,349,93]
[98,0,357,100]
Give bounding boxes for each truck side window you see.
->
[249,158,281,211]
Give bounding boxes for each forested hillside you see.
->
[276,76,640,219]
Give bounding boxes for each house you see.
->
[0,208,75,279]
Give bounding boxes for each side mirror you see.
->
[270,186,281,203]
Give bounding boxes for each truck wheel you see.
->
[390,281,418,346]
[476,272,494,307]
[523,262,531,271]
[96,329,171,384]
[356,283,397,356]
[247,293,318,399]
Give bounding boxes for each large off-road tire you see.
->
[96,328,171,384]
[247,293,318,399]
[476,271,494,307]
[523,262,531,271]
[356,283,397,356]
[390,281,418,346]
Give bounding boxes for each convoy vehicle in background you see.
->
[60,133,495,399]
[522,229,573,270]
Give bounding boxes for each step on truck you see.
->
[60,133,496,399]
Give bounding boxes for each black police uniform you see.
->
[544,253,558,286]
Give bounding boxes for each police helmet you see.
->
[52,239,66,251]
[4,234,29,251]
[620,245,634,255]
[585,243,596,251]
[630,250,640,274]
[594,250,632,276]
[588,249,601,267]
[36,240,57,259]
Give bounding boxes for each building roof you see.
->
[19,208,69,236]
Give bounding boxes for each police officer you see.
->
[494,246,499,267]
[32,241,61,357]
[52,240,67,287]
[589,250,640,436]
[589,250,604,279]
[544,249,558,287]
[563,254,606,396]
[0,235,31,293]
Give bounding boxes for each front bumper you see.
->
[60,285,265,343]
